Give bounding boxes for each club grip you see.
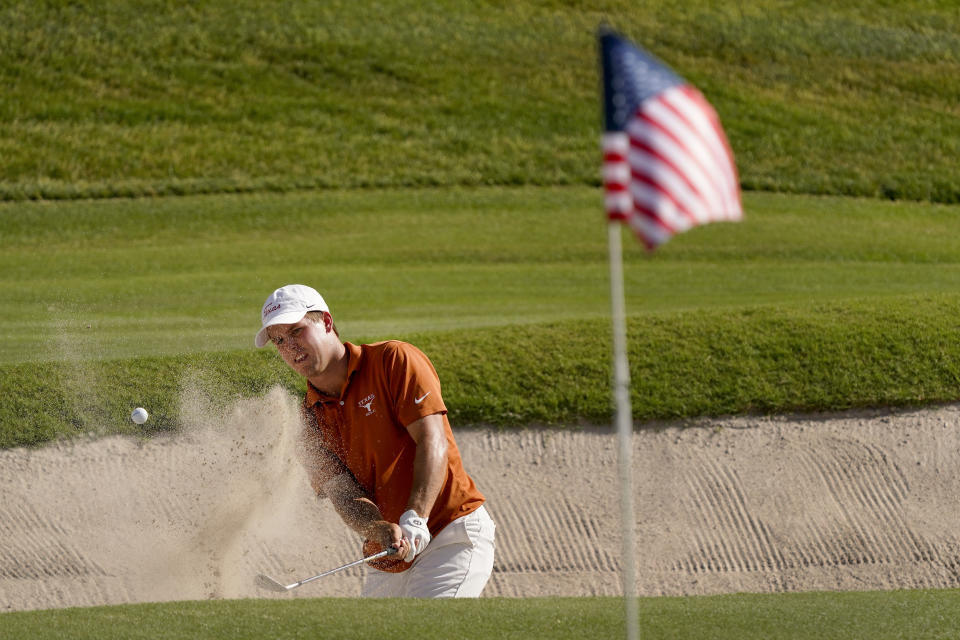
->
[362,540,414,573]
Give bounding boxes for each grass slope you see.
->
[2,591,957,640]
[1,1,958,201]
[3,188,960,447]
[6,295,960,448]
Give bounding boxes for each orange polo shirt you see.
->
[302,340,484,536]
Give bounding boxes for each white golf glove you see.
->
[398,509,431,562]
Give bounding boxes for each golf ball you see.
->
[131,407,149,425]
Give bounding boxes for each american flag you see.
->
[599,29,742,249]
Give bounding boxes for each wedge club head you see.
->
[255,573,292,592]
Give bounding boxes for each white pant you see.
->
[362,505,495,598]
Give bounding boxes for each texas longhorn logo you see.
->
[358,394,376,416]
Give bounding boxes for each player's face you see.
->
[267,315,334,378]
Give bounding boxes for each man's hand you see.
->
[398,510,431,562]
[363,520,411,559]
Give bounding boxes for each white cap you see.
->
[255,284,329,348]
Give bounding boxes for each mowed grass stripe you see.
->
[4,187,960,363]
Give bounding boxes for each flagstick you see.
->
[608,221,639,640]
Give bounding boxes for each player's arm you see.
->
[382,341,449,559]
[298,419,408,554]
[395,413,448,561]
[404,413,448,518]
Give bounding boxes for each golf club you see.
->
[256,547,398,592]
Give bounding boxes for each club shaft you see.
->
[292,548,394,588]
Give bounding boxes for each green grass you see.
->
[3,0,960,633]
[6,294,960,448]
[5,187,960,365]
[1,1,958,202]
[2,591,957,640]
[4,187,960,447]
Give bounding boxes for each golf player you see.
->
[255,284,496,598]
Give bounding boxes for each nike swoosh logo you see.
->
[414,392,431,405]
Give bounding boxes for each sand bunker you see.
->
[2,387,960,612]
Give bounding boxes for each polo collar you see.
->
[305,342,364,405]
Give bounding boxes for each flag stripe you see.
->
[629,180,693,234]
[626,211,673,249]
[629,132,718,225]
[602,133,632,222]
[662,87,741,216]
[629,131,716,214]
[637,97,729,221]
[628,154,704,227]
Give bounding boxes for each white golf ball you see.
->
[131,407,149,425]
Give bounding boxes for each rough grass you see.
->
[1,0,958,201]
[5,293,960,448]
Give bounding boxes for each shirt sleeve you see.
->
[383,341,448,428]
